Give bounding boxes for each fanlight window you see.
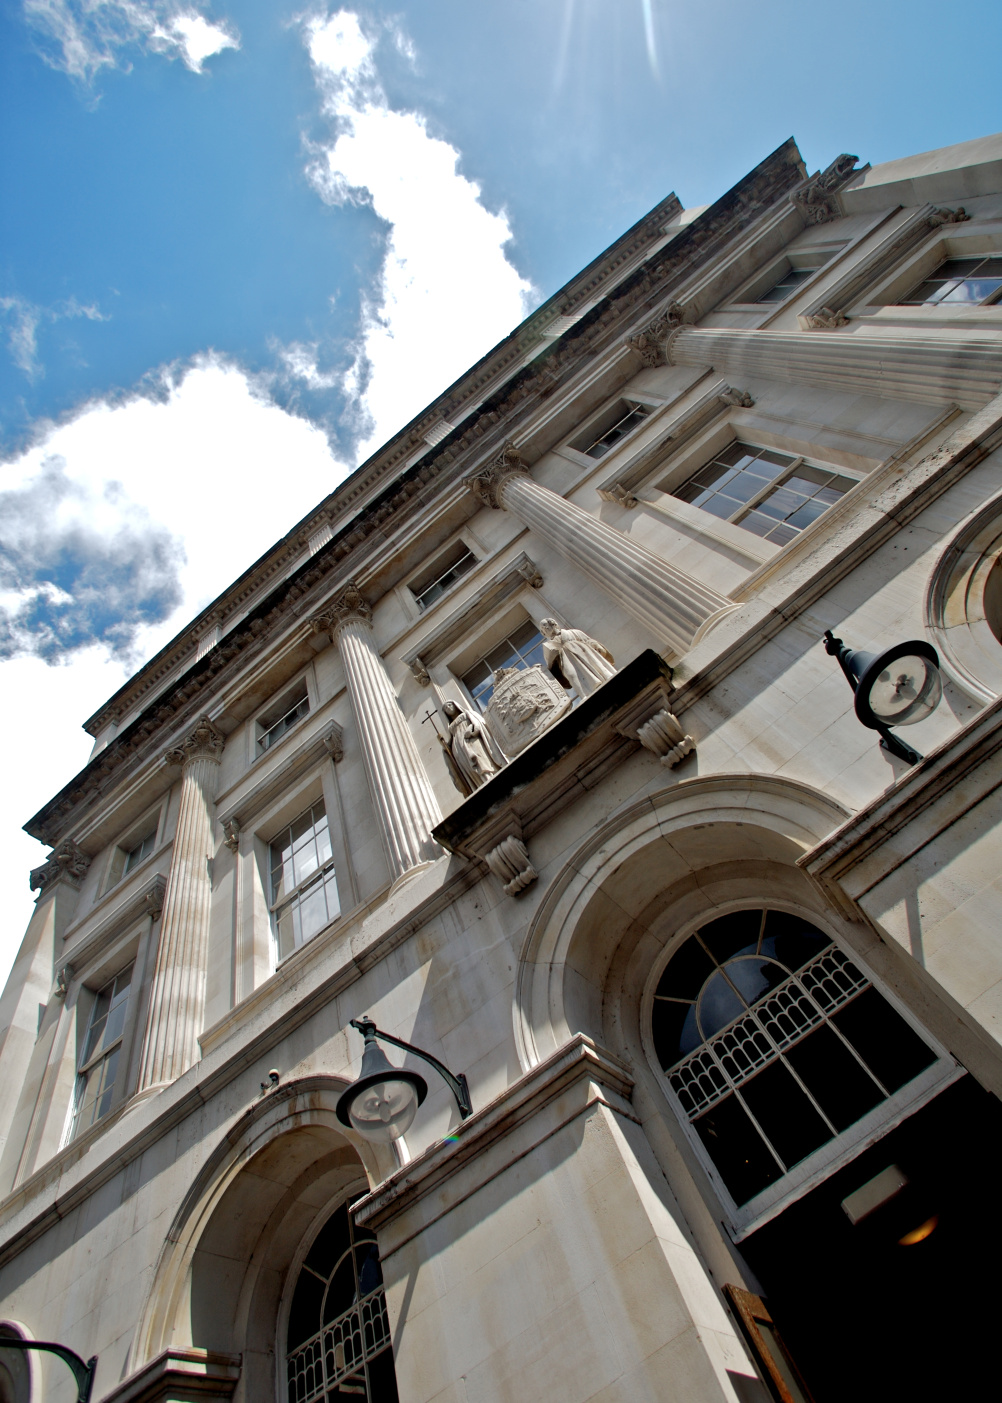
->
[650,910,937,1208]
[287,1199,399,1403]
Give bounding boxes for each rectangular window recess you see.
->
[71,964,134,1140]
[410,543,477,611]
[123,830,156,875]
[571,400,651,459]
[258,680,310,752]
[270,801,340,961]
[755,266,821,303]
[897,254,1002,307]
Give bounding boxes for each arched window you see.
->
[286,1199,399,1403]
[650,909,944,1213]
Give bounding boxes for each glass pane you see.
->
[724,957,789,1008]
[82,987,111,1062]
[697,970,746,1038]
[656,937,716,1001]
[940,277,1002,304]
[739,1060,833,1167]
[651,998,698,1070]
[693,1094,783,1205]
[297,877,330,943]
[698,909,763,965]
[783,1024,884,1131]
[759,912,830,970]
[831,988,936,1092]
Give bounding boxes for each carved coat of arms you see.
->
[484,664,572,757]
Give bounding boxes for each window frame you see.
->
[641,899,959,1241]
[457,616,548,714]
[266,797,341,963]
[407,538,479,613]
[67,961,138,1143]
[255,676,312,758]
[103,804,164,894]
[860,224,1002,314]
[724,240,848,309]
[563,395,659,467]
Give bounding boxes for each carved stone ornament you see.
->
[163,714,225,767]
[222,817,240,853]
[410,655,432,686]
[29,838,92,894]
[637,708,695,767]
[464,443,530,511]
[803,306,850,330]
[310,581,373,637]
[516,559,544,589]
[627,303,685,367]
[141,877,167,920]
[719,385,755,407]
[484,664,573,758]
[597,482,639,508]
[929,206,971,226]
[792,153,859,225]
[323,723,345,762]
[54,965,73,1000]
[484,834,538,896]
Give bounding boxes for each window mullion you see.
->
[727,456,805,524]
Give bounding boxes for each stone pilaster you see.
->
[137,716,224,1091]
[466,446,731,656]
[666,327,1002,411]
[312,585,442,883]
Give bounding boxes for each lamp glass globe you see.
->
[866,653,943,726]
[347,1077,419,1143]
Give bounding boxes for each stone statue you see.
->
[540,618,617,698]
[440,699,506,795]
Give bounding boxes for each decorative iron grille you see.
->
[287,1286,392,1403]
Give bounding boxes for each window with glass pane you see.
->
[579,401,650,459]
[286,1198,399,1403]
[460,620,545,712]
[270,801,340,960]
[650,910,937,1207]
[71,965,133,1139]
[124,830,156,874]
[673,442,856,546]
[259,680,310,752]
[897,255,1002,307]
[755,266,820,303]
[411,545,477,611]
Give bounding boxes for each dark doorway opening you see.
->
[739,1077,1002,1401]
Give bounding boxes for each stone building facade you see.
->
[0,131,1001,1403]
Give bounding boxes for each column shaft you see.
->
[315,587,442,883]
[667,327,1002,411]
[138,720,222,1090]
[498,473,730,656]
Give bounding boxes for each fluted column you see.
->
[665,326,1002,411]
[467,445,730,656]
[137,716,223,1091]
[312,585,442,883]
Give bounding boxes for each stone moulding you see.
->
[100,1347,241,1403]
[216,720,348,837]
[432,650,692,896]
[61,873,167,973]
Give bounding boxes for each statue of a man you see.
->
[440,699,506,795]
[540,618,617,698]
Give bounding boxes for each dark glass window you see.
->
[287,1199,399,1403]
[461,620,545,712]
[123,830,156,874]
[650,909,940,1206]
[259,680,310,752]
[755,266,820,303]
[270,801,340,960]
[897,255,1002,307]
[410,545,477,610]
[673,442,856,546]
[577,401,650,459]
[71,965,134,1138]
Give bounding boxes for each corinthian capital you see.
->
[627,302,685,367]
[310,581,373,638]
[464,442,530,510]
[163,714,225,767]
[30,838,91,894]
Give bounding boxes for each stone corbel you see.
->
[54,965,73,1001]
[222,818,240,853]
[597,483,638,508]
[627,302,685,367]
[141,874,167,920]
[410,655,431,686]
[29,838,92,895]
[323,723,345,762]
[718,385,755,407]
[802,306,850,331]
[614,678,695,768]
[485,835,538,897]
[929,206,971,226]
[516,559,544,589]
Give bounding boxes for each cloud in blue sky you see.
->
[0,295,108,381]
[23,0,239,84]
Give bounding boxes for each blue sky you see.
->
[0,0,1000,975]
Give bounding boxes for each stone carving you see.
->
[323,723,345,762]
[465,443,530,511]
[719,385,755,407]
[29,839,91,894]
[410,655,432,686]
[142,877,167,919]
[597,483,639,508]
[516,559,544,589]
[484,834,538,896]
[803,306,850,330]
[792,153,858,225]
[310,581,372,636]
[540,619,618,698]
[53,965,73,1000]
[222,818,240,853]
[440,700,507,795]
[637,708,695,767]
[163,715,225,767]
[485,665,572,757]
[627,303,685,367]
[929,206,970,226]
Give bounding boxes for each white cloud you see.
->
[23,0,239,84]
[295,9,536,456]
[1,294,109,380]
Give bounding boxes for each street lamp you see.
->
[824,631,943,765]
[0,1338,96,1403]
[336,1016,472,1143]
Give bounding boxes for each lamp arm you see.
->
[350,1019,472,1118]
[823,630,858,692]
[0,1339,97,1403]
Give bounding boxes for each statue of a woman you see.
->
[440,699,506,794]
[540,618,617,697]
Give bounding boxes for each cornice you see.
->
[27,139,806,846]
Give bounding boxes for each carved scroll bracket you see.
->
[485,835,538,897]
[791,153,859,225]
[803,307,850,331]
[637,709,695,768]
